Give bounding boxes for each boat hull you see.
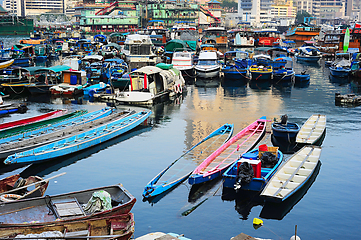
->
[295,74,310,83]
[329,67,351,78]
[272,122,300,140]
[296,55,321,62]
[195,66,220,79]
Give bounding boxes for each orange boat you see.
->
[285,24,320,46]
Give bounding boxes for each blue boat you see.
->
[329,66,351,78]
[143,124,234,199]
[249,55,273,81]
[272,57,295,84]
[272,115,300,141]
[223,148,283,191]
[329,53,352,78]
[83,82,108,97]
[222,50,250,84]
[295,72,310,83]
[295,43,322,63]
[4,110,151,165]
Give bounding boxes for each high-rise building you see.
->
[238,0,274,26]
[3,0,66,16]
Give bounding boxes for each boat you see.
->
[0,110,86,139]
[201,27,228,53]
[272,115,300,142]
[0,15,34,36]
[222,146,283,191]
[0,103,27,116]
[0,59,14,70]
[0,183,136,237]
[221,50,250,85]
[194,51,221,80]
[260,146,322,202]
[249,55,273,81]
[83,82,108,97]
[295,43,322,62]
[0,174,49,201]
[0,109,66,131]
[227,29,254,48]
[335,92,361,106]
[272,57,295,85]
[285,24,320,46]
[142,124,234,199]
[295,71,310,84]
[135,232,191,240]
[253,29,281,47]
[295,114,326,148]
[188,117,268,185]
[49,70,86,96]
[329,52,352,78]
[171,51,195,84]
[0,213,134,240]
[115,65,185,105]
[170,23,198,51]
[0,108,116,159]
[4,110,151,165]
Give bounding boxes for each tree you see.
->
[295,10,312,24]
[221,0,238,9]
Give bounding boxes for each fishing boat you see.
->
[0,108,116,159]
[188,117,268,185]
[4,110,151,165]
[0,183,136,237]
[0,174,49,201]
[171,51,195,84]
[295,42,322,62]
[0,109,66,131]
[0,110,86,139]
[295,114,326,148]
[272,57,295,85]
[0,103,28,116]
[201,27,228,53]
[223,146,283,191]
[249,55,273,81]
[0,213,134,240]
[285,24,320,46]
[83,82,108,97]
[50,70,86,96]
[142,124,234,199]
[194,51,221,80]
[295,71,310,84]
[272,115,300,142]
[222,50,250,85]
[115,65,185,105]
[260,146,322,202]
[329,53,352,78]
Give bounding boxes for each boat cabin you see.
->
[253,29,281,47]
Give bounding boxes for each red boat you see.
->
[0,109,66,130]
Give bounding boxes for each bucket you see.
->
[70,75,78,85]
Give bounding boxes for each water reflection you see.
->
[259,161,321,220]
[249,80,272,90]
[329,75,351,86]
[222,86,247,98]
[195,78,221,88]
[294,81,310,88]
[271,85,292,98]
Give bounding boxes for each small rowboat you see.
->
[4,110,151,165]
[0,174,49,201]
[272,115,300,142]
[143,124,234,199]
[294,73,310,83]
[0,183,136,237]
[0,110,87,139]
[260,145,322,202]
[0,108,118,159]
[0,103,27,116]
[223,147,283,191]
[0,109,66,131]
[295,114,326,148]
[188,117,267,185]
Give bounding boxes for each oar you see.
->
[0,172,66,195]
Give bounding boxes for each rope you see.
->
[9,84,25,95]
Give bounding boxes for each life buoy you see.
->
[355,30,359,33]
[0,194,22,202]
[250,39,254,45]
[350,29,353,33]
[342,29,346,34]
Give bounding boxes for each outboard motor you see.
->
[280,114,288,125]
[234,162,254,190]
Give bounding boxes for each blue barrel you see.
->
[70,75,78,85]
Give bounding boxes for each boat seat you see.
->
[51,197,86,219]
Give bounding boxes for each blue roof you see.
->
[207,0,221,3]
[149,20,164,22]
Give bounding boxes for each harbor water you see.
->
[1,39,361,239]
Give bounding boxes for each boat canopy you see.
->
[132,66,163,75]
[165,39,192,52]
[35,65,71,73]
[82,55,103,61]
[253,54,272,60]
[22,66,44,75]
[103,43,122,50]
[198,51,218,60]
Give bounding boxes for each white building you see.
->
[3,0,67,16]
[238,0,273,27]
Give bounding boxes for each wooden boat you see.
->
[0,213,134,240]
[50,70,86,96]
[0,183,136,237]
[188,117,267,185]
[260,146,322,202]
[272,115,300,142]
[0,59,15,70]
[0,109,66,130]
[0,103,27,116]
[143,124,234,199]
[0,108,117,159]
[0,110,87,139]
[4,110,151,165]
[335,92,361,106]
[295,114,326,148]
[0,174,49,201]
[223,147,283,191]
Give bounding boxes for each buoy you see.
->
[290,236,301,240]
[253,218,263,229]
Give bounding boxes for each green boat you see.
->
[0,110,87,138]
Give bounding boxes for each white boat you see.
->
[194,51,220,79]
[121,34,157,70]
[260,145,322,202]
[171,51,195,82]
[115,65,185,105]
[295,114,326,147]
